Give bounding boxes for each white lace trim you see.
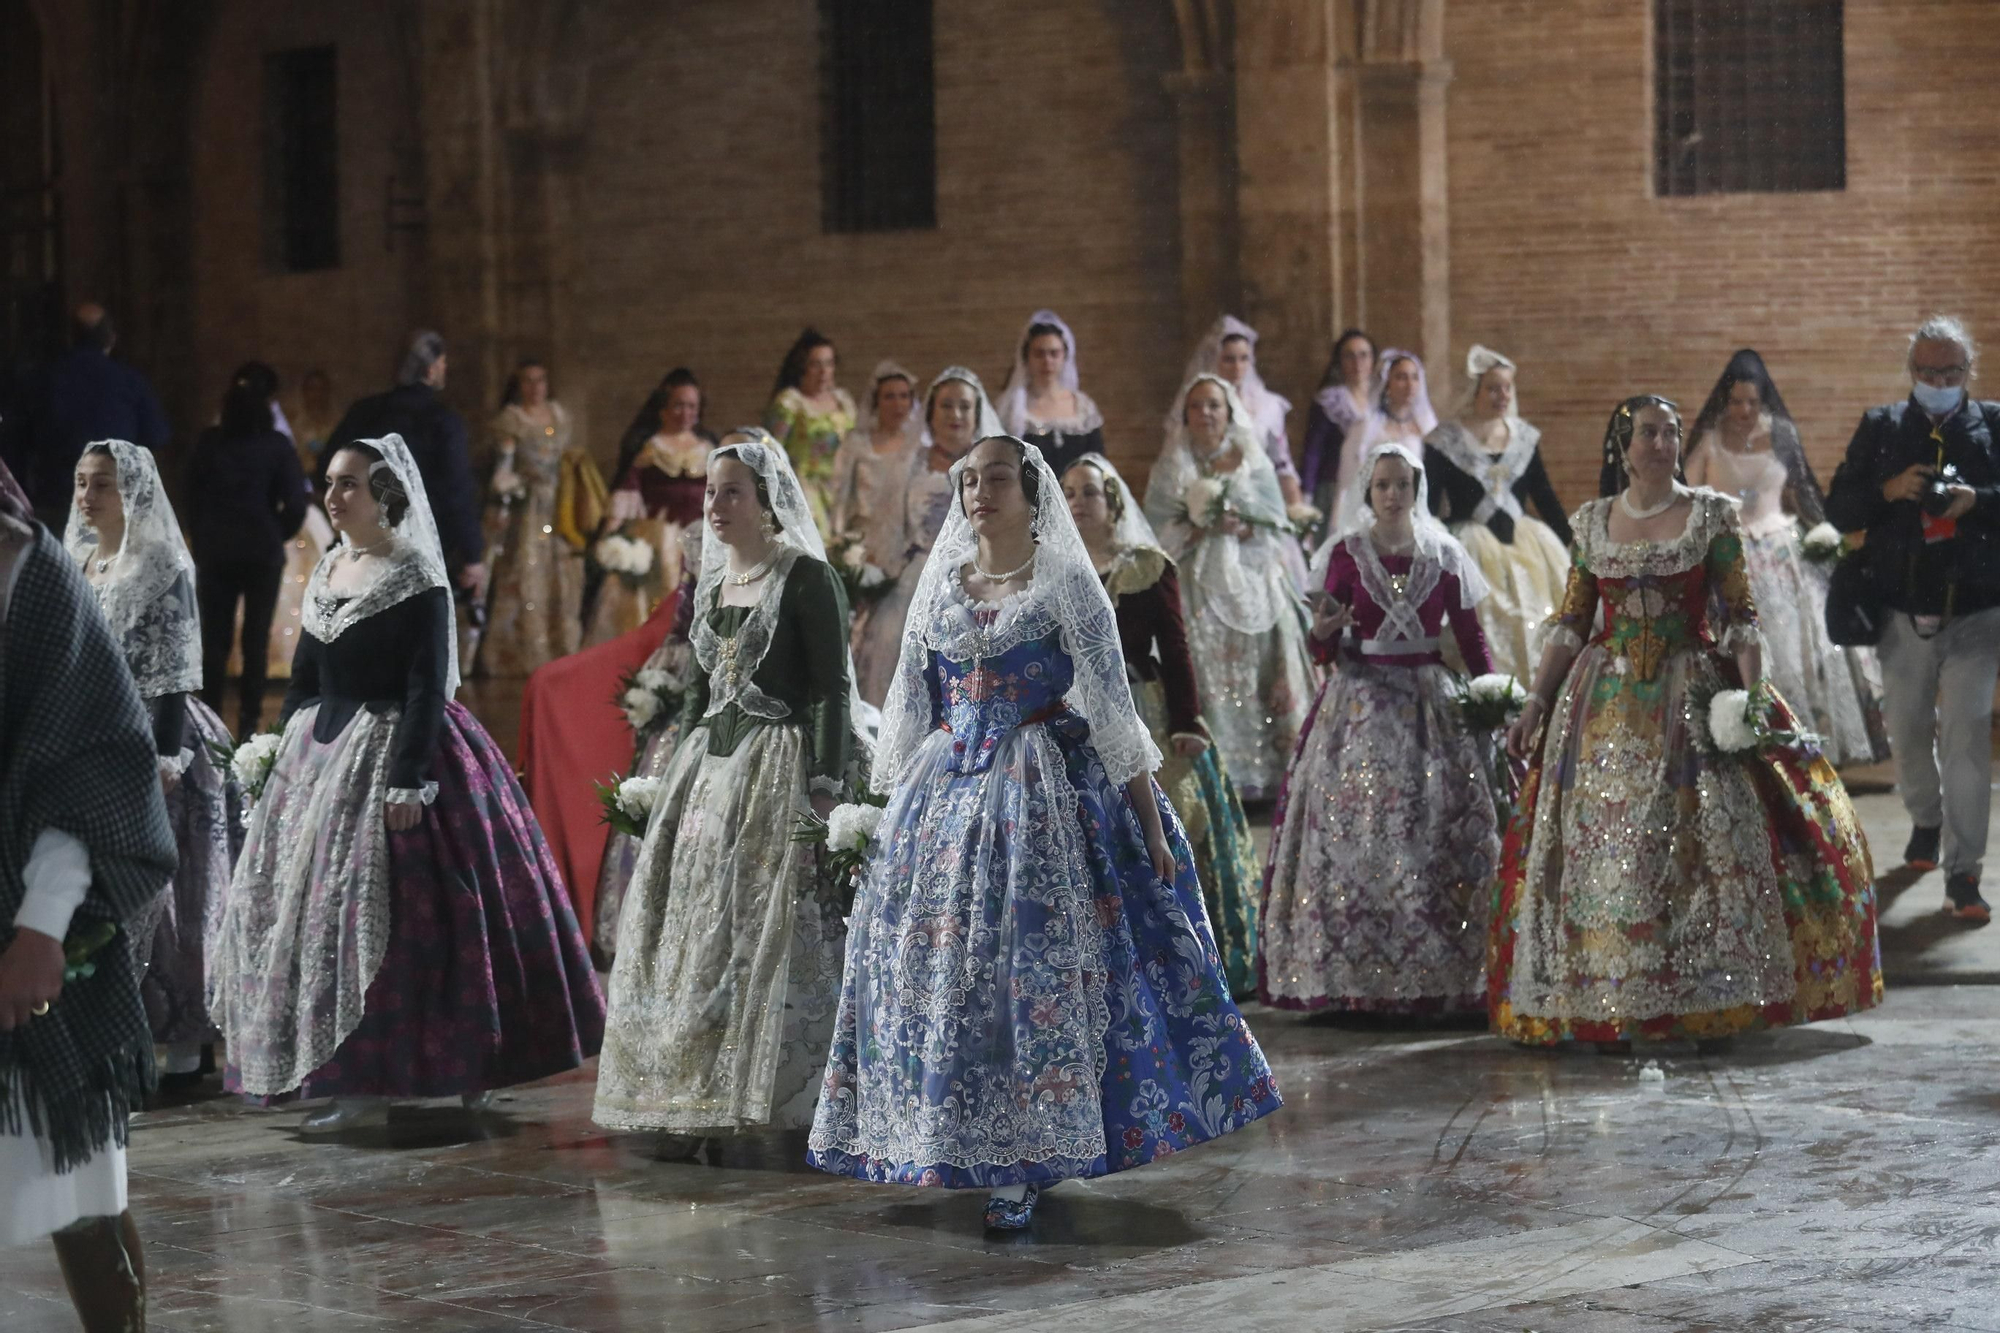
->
[691,546,802,723]
[1426,418,1543,525]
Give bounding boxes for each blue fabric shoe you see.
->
[982,1184,1040,1231]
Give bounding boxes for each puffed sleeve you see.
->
[1706,499,1761,657]
[1544,507,1600,653]
[1314,543,1360,665]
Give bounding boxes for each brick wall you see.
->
[1442,0,2000,508]
[565,0,1184,481]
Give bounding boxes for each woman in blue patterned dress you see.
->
[807,435,1282,1231]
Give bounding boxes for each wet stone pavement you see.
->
[6,782,2000,1332]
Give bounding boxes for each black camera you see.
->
[1920,463,1964,518]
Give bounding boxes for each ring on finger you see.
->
[30,1000,50,1016]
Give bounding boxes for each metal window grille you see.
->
[1655,0,1845,196]
[263,46,340,272]
[820,0,937,233]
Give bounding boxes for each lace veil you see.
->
[995,308,1081,437]
[921,365,1005,452]
[1685,349,1826,525]
[863,359,924,444]
[874,437,1161,788]
[1065,452,1164,559]
[302,433,461,696]
[1180,315,1292,442]
[1312,439,1488,616]
[694,430,879,754]
[1142,374,1295,635]
[65,439,203,697]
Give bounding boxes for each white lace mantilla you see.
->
[690,546,802,722]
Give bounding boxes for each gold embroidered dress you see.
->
[476,402,601,675]
[1489,490,1882,1044]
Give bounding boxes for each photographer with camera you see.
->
[1827,316,2000,922]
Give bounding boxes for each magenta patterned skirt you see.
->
[224,702,604,1100]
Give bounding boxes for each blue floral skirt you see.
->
[807,715,1281,1188]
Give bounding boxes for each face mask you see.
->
[1913,381,1965,416]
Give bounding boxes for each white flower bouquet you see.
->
[592,529,658,589]
[793,796,888,885]
[827,531,892,606]
[1704,688,1758,753]
[1687,679,1817,759]
[223,731,284,803]
[1456,673,1529,732]
[1799,521,1845,565]
[1181,474,1294,537]
[616,661,686,741]
[595,773,663,839]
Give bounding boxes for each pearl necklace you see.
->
[974,549,1036,583]
[345,534,393,561]
[1618,485,1683,521]
[729,550,781,585]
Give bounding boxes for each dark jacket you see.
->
[183,426,309,567]
[13,348,171,518]
[1824,394,2000,615]
[323,384,484,568]
[1423,443,1573,546]
[284,586,451,793]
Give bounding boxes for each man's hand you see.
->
[456,562,489,599]
[0,928,65,1031]
[1882,463,1936,504]
[1944,485,1977,521]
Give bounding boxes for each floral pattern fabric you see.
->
[764,387,858,540]
[592,722,845,1132]
[213,700,603,1097]
[1489,492,1883,1044]
[808,627,1280,1188]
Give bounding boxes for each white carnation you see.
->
[859,563,887,589]
[1801,522,1843,558]
[1707,689,1757,753]
[1184,477,1223,524]
[634,668,672,693]
[624,539,655,573]
[842,541,869,566]
[230,732,283,790]
[615,776,663,821]
[1467,673,1527,706]
[825,802,885,853]
[621,686,659,730]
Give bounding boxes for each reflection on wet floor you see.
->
[5,987,2000,1331]
[9,693,2000,1329]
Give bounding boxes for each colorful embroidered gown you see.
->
[764,387,858,539]
[808,577,1281,1188]
[1261,538,1501,1015]
[1102,547,1262,996]
[1489,491,1883,1044]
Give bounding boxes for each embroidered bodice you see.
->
[929,625,1075,776]
[1547,491,1759,682]
[1322,545,1491,672]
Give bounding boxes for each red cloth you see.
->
[518,590,679,939]
[1320,544,1493,672]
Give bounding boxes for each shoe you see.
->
[1905,825,1941,870]
[460,1090,496,1113]
[300,1097,390,1134]
[1943,872,1992,924]
[982,1184,1040,1231]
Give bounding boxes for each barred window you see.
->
[263,45,340,272]
[1655,0,1845,196]
[820,0,936,233]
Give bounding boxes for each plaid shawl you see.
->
[0,518,174,1170]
